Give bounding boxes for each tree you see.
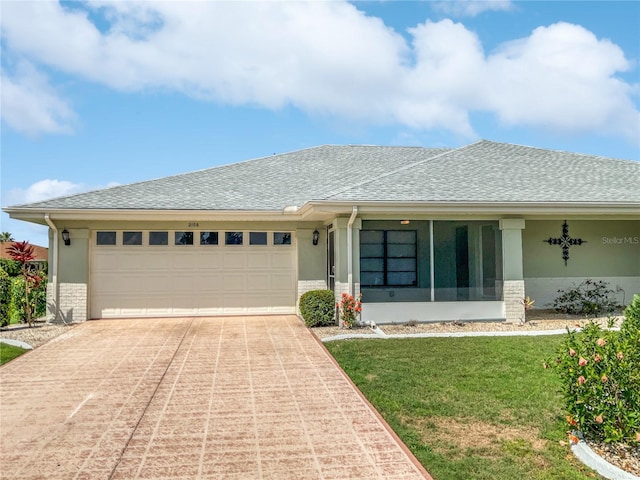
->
[7,241,42,327]
[0,232,15,242]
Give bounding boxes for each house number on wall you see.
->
[543,220,586,266]
[188,222,199,228]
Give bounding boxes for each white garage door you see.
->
[90,230,296,318]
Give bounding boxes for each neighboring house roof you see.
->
[5,141,640,213]
[0,242,48,262]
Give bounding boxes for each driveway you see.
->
[1,316,431,479]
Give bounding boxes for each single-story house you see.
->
[4,140,639,324]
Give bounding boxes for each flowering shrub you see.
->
[337,292,362,329]
[546,294,640,444]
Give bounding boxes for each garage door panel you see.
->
[91,236,296,318]
[272,252,295,269]
[197,275,223,291]
[171,274,196,292]
[247,273,271,290]
[221,273,246,292]
[222,253,247,269]
[171,252,199,270]
[196,252,223,270]
[271,272,295,286]
[246,253,270,268]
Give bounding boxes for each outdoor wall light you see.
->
[400,220,411,225]
[61,228,71,246]
[312,229,320,246]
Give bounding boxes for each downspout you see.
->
[347,205,358,296]
[43,214,59,322]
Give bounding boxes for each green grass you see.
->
[0,342,29,365]
[326,335,604,480]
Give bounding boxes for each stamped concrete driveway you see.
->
[1,316,431,480]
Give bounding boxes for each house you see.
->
[0,241,49,270]
[3,140,639,324]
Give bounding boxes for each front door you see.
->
[327,228,335,291]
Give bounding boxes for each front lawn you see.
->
[326,335,603,480]
[0,342,28,365]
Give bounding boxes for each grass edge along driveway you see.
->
[326,335,604,480]
[0,342,28,365]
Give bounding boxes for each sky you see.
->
[1,0,639,247]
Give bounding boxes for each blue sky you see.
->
[1,1,639,247]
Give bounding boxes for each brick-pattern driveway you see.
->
[1,316,431,479]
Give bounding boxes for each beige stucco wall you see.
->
[523,220,640,307]
[296,227,326,282]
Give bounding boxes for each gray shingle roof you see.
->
[11,145,451,210]
[9,141,640,211]
[327,141,640,203]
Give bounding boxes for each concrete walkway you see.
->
[0,316,431,480]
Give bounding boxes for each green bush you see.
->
[0,259,21,277]
[299,289,336,327]
[547,294,640,444]
[0,268,11,327]
[553,279,618,316]
[9,273,47,324]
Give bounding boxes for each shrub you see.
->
[553,279,618,316]
[337,292,362,329]
[0,268,11,327]
[9,273,47,324]
[547,294,640,444]
[0,259,21,277]
[299,290,336,327]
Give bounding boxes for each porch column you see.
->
[51,228,89,323]
[500,219,525,323]
[332,216,362,299]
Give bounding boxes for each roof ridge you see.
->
[321,143,473,200]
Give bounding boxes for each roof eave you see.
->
[300,200,640,219]
[3,207,304,225]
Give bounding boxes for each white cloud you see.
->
[484,22,639,141]
[432,1,514,17]
[0,1,637,143]
[3,179,119,207]
[0,61,76,136]
[1,179,120,247]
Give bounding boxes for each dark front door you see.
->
[328,228,335,291]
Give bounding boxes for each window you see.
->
[200,232,218,245]
[96,231,116,245]
[123,231,142,245]
[250,232,267,245]
[149,231,168,245]
[274,232,292,245]
[225,232,243,245]
[175,232,194,245]
[360,230,417,287]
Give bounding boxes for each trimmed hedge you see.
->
[299,289,336,327]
